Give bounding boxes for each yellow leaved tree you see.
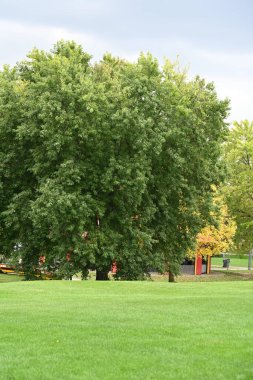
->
[194,193,236,257]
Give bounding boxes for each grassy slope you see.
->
[1,281,253,380]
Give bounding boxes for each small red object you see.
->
[66,252,71,262]
[111,261,117,273]
[39,255,45,263]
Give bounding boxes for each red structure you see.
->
[194,254,211,275]
[195,255,203,275]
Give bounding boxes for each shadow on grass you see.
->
[0,274,24,283]
[1,270,253,284]
[150,270,253,282]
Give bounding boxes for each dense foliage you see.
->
[0,41,229,279]
[223,120,253,264]
[191,191,236,258]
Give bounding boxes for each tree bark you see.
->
[168,271,175,282]
[96,270,109,281]
[248,249,253,270]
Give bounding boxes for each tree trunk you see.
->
[96,270,109,281]
[248,249,253,270]
[168,270,175,282]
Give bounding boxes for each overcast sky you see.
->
[0,0,252,123]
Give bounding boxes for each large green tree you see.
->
[223,120,253,269]
[0,41,229,280]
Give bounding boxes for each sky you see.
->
[0,0,252,123]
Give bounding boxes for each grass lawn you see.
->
[1,281,253,380]
[211,256,249,268]
[0,273,24,283]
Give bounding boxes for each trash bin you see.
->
[223,258,230,268]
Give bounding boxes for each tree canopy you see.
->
[0,41,229,279]
[191,191,236,258]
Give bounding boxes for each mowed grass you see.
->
[1,281,253,380]
[211,256,249,268]
[0,274,24,283]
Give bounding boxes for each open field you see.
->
[1,281,253,380]
[211,255,249,268]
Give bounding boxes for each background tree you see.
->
[192,192,236,258]
[223,120,253,269]
[0,41,229,280]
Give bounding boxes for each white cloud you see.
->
[193,49,253,70]
[209,76,253,123]
[0,20,107,66]
[189,48,253,122]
